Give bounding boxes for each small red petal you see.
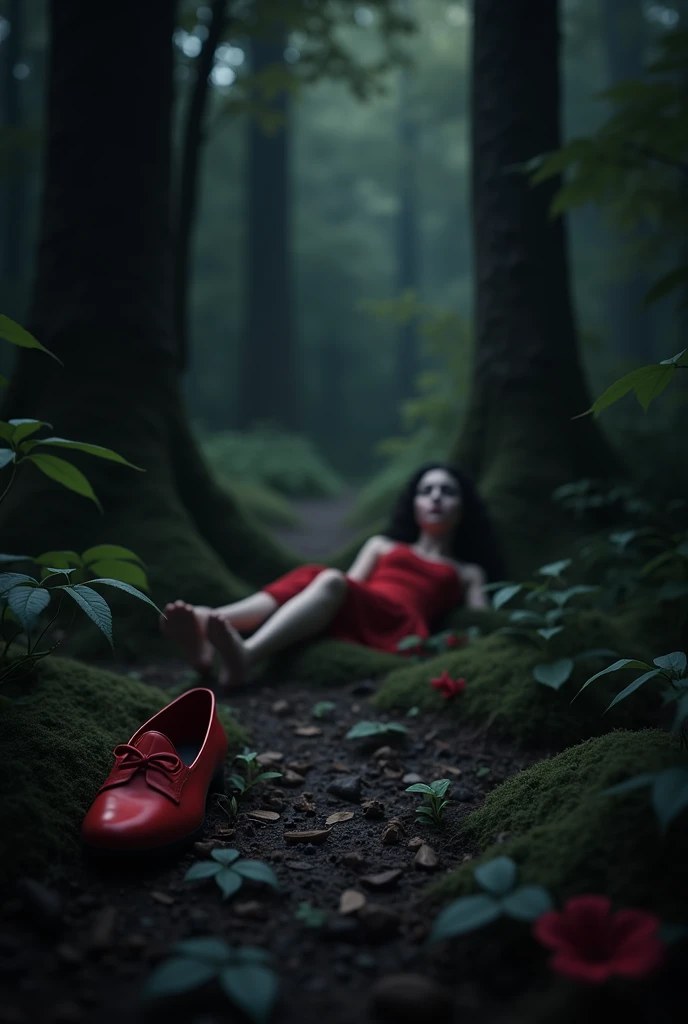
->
[549,953,614,984]
[610,908,661,948]
[533,911,566,949]
[611,931,664,979]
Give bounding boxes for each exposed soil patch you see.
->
[0,660,540,1024]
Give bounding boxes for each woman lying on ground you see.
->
[160,462,506,689]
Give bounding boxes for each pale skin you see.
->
[160,468,488,688]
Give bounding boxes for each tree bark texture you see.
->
[396,68,420,407]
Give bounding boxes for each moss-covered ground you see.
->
[0,654,247,895]
[430,729,687,920]
[371,610,661,747]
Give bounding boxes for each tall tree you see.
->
[237,28,297,430]
[453,0,619,575]
[395,65,420,410]
[0,0,296,654]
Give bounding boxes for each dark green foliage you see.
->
[431,730,687,920]
[0,653,246,893]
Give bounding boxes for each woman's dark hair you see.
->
[383,461,507,582]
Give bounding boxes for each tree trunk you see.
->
[0,0,297,657]
[452,0,620,577]
[396,67,420,408]
[174,0,228,371]
[237,32,297,430]
[601,0,654,362]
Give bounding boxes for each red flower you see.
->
[533,895,664,984]
[445,634,468,649]
[430,670,466,699]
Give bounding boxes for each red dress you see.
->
[262,544,463,654]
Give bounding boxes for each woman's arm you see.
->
[346,535,389,582]
[462,563,489,609]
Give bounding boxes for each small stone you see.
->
[285,860,313,871]
[434,764,462,777]
[330,762,350,773]
[369,974,453,1024]
[339,889,366,915]
[233,901,269,921]
[256,750,284,765]
[278,769,305,788]
[361,869,403,891]
[272,699,291,715]
[413,844,438,871]
[287,761,312,775]
[380,819,404,845]
[358,904,400,943]
[341,850,368,872]
[402,773,423,785]
[293,794,316,815]
[407,836,424,851]
[294,726,321,737]
[372,746,396,761]
[86,906,117,950]
[150,891,175,906]
[361,798,385,819]
[383,768,402,779]
[262,796,285,812]
[327,777,362,803]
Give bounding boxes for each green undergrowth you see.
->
[0,654,246,894]
[267,637,403,686]
[430,729,687,920]
[371,610,658,748]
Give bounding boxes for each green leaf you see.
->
[10,419,52,445]
[537,627,564,641]
[34,550,83,569]
[251,771,283,784]
[0,572,37,596]
[572,658,651,701]
[653,652,687,676]
[311,700,336,718]
[211,848,241,866]
[396,634,425,651]
[228,773,246,792]
[659,348,688,367]
[235,947,273,966]
[216,868,243,899]
[0,448,15,470]
[476,766,491,778]
[232,860,280,889]
[25,436,143,471]
[405,783,434,794]
[430,779,451,799]
[501,885,553,921]
[537,559,571,577]
[0,315,61,361]
[533,659,574,690]
[87,559,149,590]
[27,453,101,509]
[493,584,521,610]
[173,937,232,964]
[652,767,688,831]
[59,584,113,646]
[602,772,656,797]
[81,544,145,566]
[143,956,217,1000]
[6,584,51,631]
[87,578,163,615]
[474,856,517,896]
[577,364,676,419]
[406,705,420,717]
[219,964,279,1024]
[605,670,661,712]
[184,861,222,881]
[427,894,501,943]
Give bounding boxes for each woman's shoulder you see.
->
[372,535,397,555]
[452,560,486,582]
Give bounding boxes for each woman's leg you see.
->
[160,592,278,672]
[206,568,348,688]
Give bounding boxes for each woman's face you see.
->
[413,468,462,537]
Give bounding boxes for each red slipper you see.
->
[82,687,228,854]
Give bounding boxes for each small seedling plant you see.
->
[574,650,688,734]
[184,848,279,900]
[406,778,451,827]
[428,856,553,943]
[294,901,327,929]
[311,700,336,719]
[227,749,282,814]
[143,937,278,1024]
[345,720,408,741]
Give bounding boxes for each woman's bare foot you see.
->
[160,601,214,673]
[206,613,249,689]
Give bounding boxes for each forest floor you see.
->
[0,497,541,1024]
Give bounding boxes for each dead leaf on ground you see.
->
[150,891,175,906]
[339,889,366,915]
[257,751,284,766]
[284,828,332,844]
[361,869,403,890]
[433,763,462,777]
[294,726,322,737]
[326,810,355,826]
[248,810,281,823]
[287,761,312,775]
[277,769,305,787]
[331,762,350,773]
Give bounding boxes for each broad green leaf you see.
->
[27,453,101,509]
[216,868,243,899]
[251,771,283,784]
[81,544,145,565]
[24,436,143,471]
[0,315,61,361]
[652,767,688,831]
[6,585,51,631]
[229,773,246,792]
[87,559,149,590]
[405,783,434,794]
[653,652,687,676]
[605,669,662,712]
[143,956,216,999]
[659,348,688,366]
[59,584,113,646]
[572,658,651,701]
[0,422,13,442]
[430,779,451,799]
[493,584,521,610]
[87,578,162,615]
[533,659,574,690]
[474,856,517,896]
[501,885,553,921]
[34,550,83,568]
[537,627,563,641]
[184,861,222,881]
[346,721,384,739]
[211,848,241,866]
[537,559,571,577]
[232,860,280,889]
[219,964,279,1024]
[10,419,51,445]
[602,773,656,797]
[427,894,501,944]
[575,365,670,419]
[0,572,37,596]
[509,610,542,625]
[173,937,232,964]
[0,448,15,470]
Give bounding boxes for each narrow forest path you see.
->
[271,490,361,560]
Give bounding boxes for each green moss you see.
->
[0,654,247,893]
[372,610,658,747]
[431,729,687,919]
[269,638,403,686]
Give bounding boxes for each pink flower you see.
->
[430,670,466,699]
[533,895,664,984]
